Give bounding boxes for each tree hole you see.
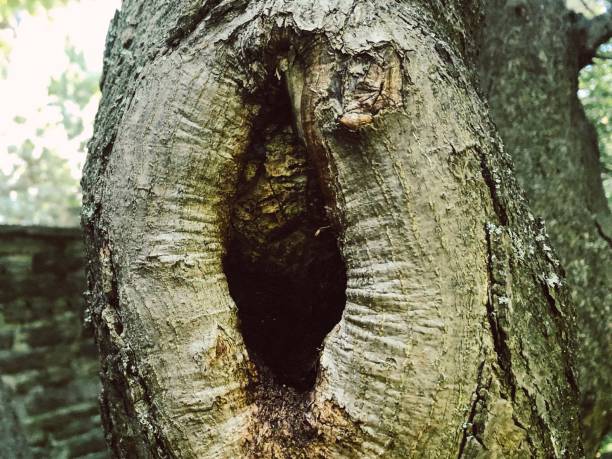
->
[223,86,347,392]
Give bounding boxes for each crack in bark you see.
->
[165,0,224,48]
[128,362,177,459]
[340,1,359,35]
[539,277,563,319]
[484,224,516,402]
[477,147,509,226]
[594,218,612,248]
[510,413,538,453]
[484,224,576,456]
[521,387,557,455]
[482,230,557,455]
[456,360,488,458]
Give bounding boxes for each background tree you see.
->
[0,0,68,76]
[0,0,107,227]
[478,0,611,452]
[83,0,584,457]
[580,46,612,199]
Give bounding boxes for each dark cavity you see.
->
[223,85,347,391]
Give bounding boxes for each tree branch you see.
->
[586,11,612,51]
[577,10,612,67]
[580,0,596,16]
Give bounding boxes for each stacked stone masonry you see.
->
[0,225,107,458]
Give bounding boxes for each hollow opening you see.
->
[223,83,347,392]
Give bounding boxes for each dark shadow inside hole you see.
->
[223,85,347,392]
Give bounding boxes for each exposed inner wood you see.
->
[224,84,347,391]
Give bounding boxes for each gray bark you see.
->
[478,1,611,453]
[83,1,583,456]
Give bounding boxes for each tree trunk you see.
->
[83,1,583,456]
[478,1,611,453]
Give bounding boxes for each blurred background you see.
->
[0,0,119,227]
[0,2,119,458]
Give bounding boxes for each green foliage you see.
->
[48,40,99,139]
[598,434,612,457]
[579,41,612,200]
[566,0,610,16]
[0,0,71,77]
[0,36,100,226]
[0,0,69,24]
[0,141,81,226]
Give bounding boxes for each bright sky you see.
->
[0,0,120,179]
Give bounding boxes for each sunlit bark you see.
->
[83,1,584,456]
[479,1,611,452]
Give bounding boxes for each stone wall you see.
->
[0,225,107,458]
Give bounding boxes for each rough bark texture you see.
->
[83,1,583,457]
[478,1,611,452]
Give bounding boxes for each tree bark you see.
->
[83,1,583,456]
[478,1,611,453]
